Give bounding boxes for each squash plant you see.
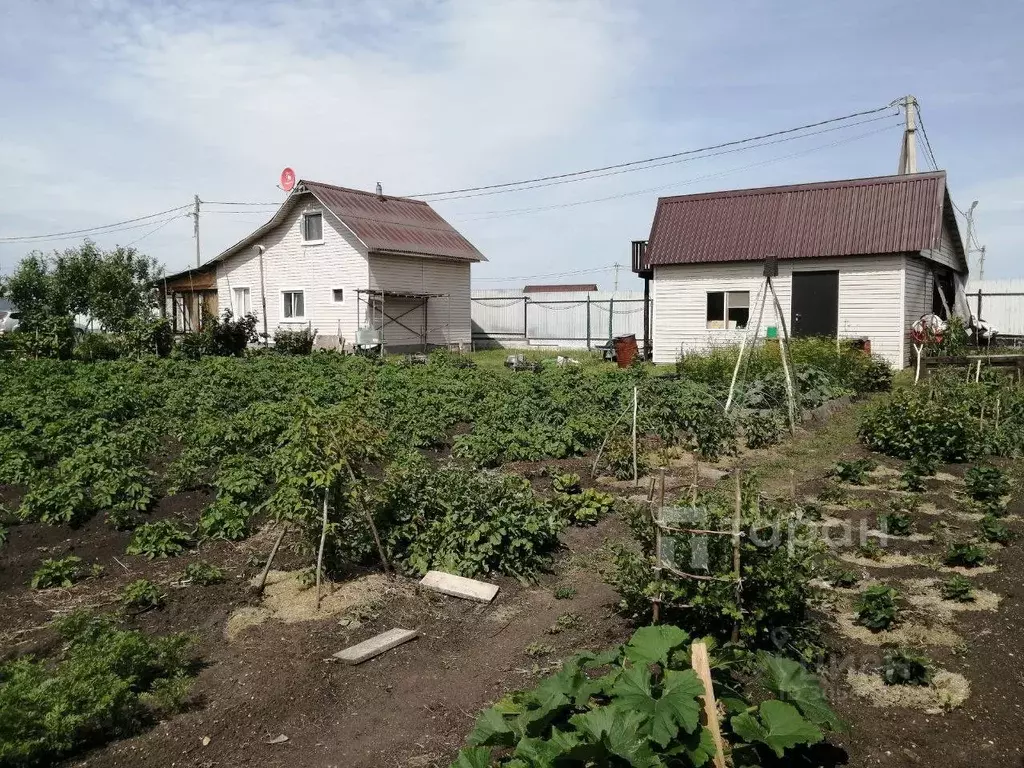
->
[450,625,844,767]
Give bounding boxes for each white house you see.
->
[161,180,486,351]
[633,171,969,368]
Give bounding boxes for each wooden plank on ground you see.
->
[333,628,418,665]
[420,570,500,603]
[690,640,727,768]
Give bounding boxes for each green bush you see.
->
[940,574,974,602]
[73,333,121,361]
[180,561,225,586]
[607,483,824,653]
[859,389,978,462]
[980,515,1012,545]
[878,511,914,537]
[831,458,876,485]
[551,487,614,526]
[742,410,785,449]
[964,464,1009,504]
[126,521,192,559]
[197,497,252,541]
[855,585,899,631]
[881,648,933,686]
[380,459,564,579]
[30,556,86,589]
[449,625,845,767]
[120,579,165,611]
[273,327,315,355]
[944,541,986,568]
[0,612,195,766]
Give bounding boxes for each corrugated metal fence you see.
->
[472,289,647,349]
[966,280,1024,337]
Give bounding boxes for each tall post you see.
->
[585,294,591,349]
[608,295,614,343]
[979,245,987,283]
[977,288,983,320]
[191,194,201,267]
[897,95,917,175]
[963,200,979,272]
[643,276,651,360]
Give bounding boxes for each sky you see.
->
[1,0,1021,288]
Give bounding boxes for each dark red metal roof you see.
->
[303,181,485,262]
[645,171,957,267]
[523,283,599,293]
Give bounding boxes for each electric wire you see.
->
[0,204,192,243]
[914,104,941,172]
[405,103,899,199]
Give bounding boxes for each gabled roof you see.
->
[167,181,485,280]
[645,171,966,270]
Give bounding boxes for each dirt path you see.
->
[67,519,630,768]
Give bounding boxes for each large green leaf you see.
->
[623,625,690,667]
[651,669,705,744]
[663,726,718,767]
[758,654,848,732]
[449,746,493,768]
[467,706,517,747]
[570,707,661,768]
[731,700,823,758]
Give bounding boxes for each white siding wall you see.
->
[902,255,932,366]
[652,255,906,367]
[216,199,368,348]
[367,254,472,347]
[922,217,964,272]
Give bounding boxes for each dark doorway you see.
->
[791,270,839,337]
[932,270,955,319]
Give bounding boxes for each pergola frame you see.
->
[356,289,451,353]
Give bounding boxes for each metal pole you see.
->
[586,294,591,350]
[192,194,201,267]
[643,276,651,359]
[978,289,983,321]
[978,245,987,283]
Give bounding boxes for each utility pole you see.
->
[897,95,918,174]
[978,245,987,283]
[963,200,979,274]
[613,262,621,292]
[190,194,202,267]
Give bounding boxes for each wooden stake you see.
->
[691,641,728,768]
[653,468,667,624]
[691,451,700,503]
[315,491,329,610]
[731,468,743,644]
[256,524,289,596]
[632,385,639,487]
[345,462,392,575]
[980,402,985,430]
[768,279,797,434]
[995,396,1001,429]
[976,359,982,383]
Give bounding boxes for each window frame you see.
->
[280,289,307,322]
[332,288,344,303]
[232,286,252,317]
[705,290,751,331]
[301,211,324,245]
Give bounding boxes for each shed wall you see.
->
[367,254,472,347]
[652,255,905,367]
[902,255,933,366]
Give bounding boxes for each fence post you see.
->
[977,289,983,320]
[608,296,614,342]
[586,295,591,350]
[522,297,529,342]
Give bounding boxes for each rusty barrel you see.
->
[613,334,638,368]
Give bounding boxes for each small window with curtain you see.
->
[706,291,749,329]
[233,287,252,316]
[302,212,323,243]
[282,290,305,320]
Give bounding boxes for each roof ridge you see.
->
[657,170,946,204]
[300,179,429,205]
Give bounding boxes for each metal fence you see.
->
[966,280,1024,338]
[471,289,647,349]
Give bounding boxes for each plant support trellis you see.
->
[650,465,745,642]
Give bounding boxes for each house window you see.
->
[282,290,305,320]
[302,212,323,243]
[233,287,252,316]
[706,291,750,330]
[332,288,344,302]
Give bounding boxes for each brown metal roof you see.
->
[523,283,599,293]
[302,181,485,262]
[645,171,962,267]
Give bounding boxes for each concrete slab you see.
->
[420,570,500,603]
[333,628,418,665]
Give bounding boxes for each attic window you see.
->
[706,291,749,330]
[302,212,323,243]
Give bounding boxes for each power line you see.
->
[457,122,901,222]
[406,102,900,199]
[123,215,186,247]
[427,113,900,204]
[474,266,617,282]
[0,204,192,243]
[914,104,940,171]
[204,200,281,206]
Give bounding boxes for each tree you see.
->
[0,241,162,332]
